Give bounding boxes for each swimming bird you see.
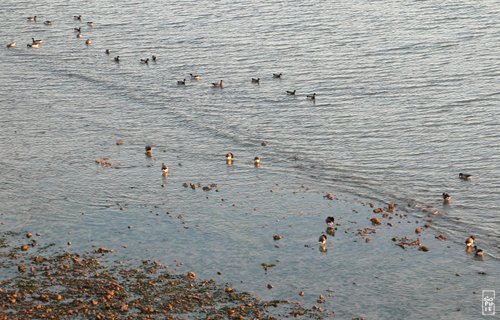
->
[442,192,452,203]
[286,90,296,95]
[74,15,82,20]
[76,32,83,38]
[254,156,261,166]
[319,234,327,246]
[325,216,335,228]
[85,39,92,45]
[74,27,81,32]
[6,42,16,48]
[105,49,111,55]
[226,152,234,162]
[212,80,224,88]
[273,73,282,78]
[141,58,149,64]
[145,145,153,157]
[32,38,43,45]
[114,56,120,62]
[27,43,40,48]
[161,163,169,176]
[307,93,316,100]
[177,79,186,86]
[251,78,260,84]
[44,20,52,25]
[459,173,473,180]
[474,246,484,259]
[87,21,94,27]
[465,235,475,248]
[190,73,202,80]
[27,16,37,22]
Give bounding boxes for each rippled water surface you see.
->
[1,0,499,319]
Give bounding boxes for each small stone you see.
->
[387,203,395,212]
[437,233,447,240]
[370,217,382,225]
[116,139,125,145]
[225,287,234,293]
[299,291,305,296]
[267,283,273,289]
[187,271,196,279]
[18,265,26,273]
[26,232,32,238]
[21,244,29,251]
[415,227,422,234]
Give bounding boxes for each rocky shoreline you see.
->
[0,233,330,319]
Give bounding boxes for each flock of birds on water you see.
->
[440,173,485,258]
[7,15,317,101]
[10,15,485,260]
[152,142,485,259]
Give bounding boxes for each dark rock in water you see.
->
[419,245,429,252]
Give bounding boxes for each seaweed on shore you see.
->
[0,235,328,319]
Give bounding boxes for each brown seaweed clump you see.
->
[0,235,328,320]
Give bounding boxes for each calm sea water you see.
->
[1,0,499,319]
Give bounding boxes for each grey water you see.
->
[1,0,499,319]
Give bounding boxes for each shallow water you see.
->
[1,0,499,319]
